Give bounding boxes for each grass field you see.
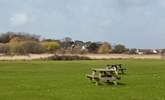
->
[0,60,165,100]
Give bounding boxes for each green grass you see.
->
[0,60,165,100]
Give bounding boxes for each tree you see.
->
[161,49,165,54]
[9,37,24,43]
[0,44,10,54]
[60,37,74,49]
[87,42,100,53]
[8,41,45,54]
[129,48,137,54]
[41,41,60,52]
[0,32,15,43]
[112,44,127,54]
[97,42,111,54]
[62,37,73,42]
[0,32,39,43]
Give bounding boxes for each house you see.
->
[136,49,159,54]
[136,49,144,55]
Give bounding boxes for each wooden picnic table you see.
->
[106,64,127,74]
[92,68,117,73]
[86,64,126,85]
[87,68,120,85]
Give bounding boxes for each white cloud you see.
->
[9,13,32,27]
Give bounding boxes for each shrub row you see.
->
[0,41,60,55]
[46,55,91,60]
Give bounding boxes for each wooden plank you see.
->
[86,74,99,80]
[92,68,116,72]
[99,77,116,81]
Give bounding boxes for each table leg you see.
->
[113,81,117,85]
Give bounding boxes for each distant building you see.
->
[136,49,160,55]
[136,49,144,55]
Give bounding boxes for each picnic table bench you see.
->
[86,64,126,85]
[86,68,120,85]
[106,64,127,74]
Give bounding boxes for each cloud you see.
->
[0,0,164,48]
[9,13,32,27]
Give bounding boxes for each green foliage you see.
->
[112,44,127,54]
[87,43,100,53]
[41,41,60,52]
[0,60,165,100]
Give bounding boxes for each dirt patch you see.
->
[83,54,162,59]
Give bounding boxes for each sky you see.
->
[0,0,165,48]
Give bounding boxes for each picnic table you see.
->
[87,68,120,85]
[86,64,126,85]
[106,64,127,74]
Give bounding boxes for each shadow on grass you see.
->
[116,82,127,86]
[89,82,127,86]
[105,82,126,86]
[119,73,127,75]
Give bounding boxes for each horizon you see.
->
[0,0,165,48]
[1,31,164,49]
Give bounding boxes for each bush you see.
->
[0,32,39,43]
[128,48,137,54]
[161,49,165,54]
[0,44,10,54]
[21,41,45,54]
[87,43,100,53]
[97,42,111,54]
[46,55,91,60]
[112,44,127,54]
[9,41,45,54]
[41,41,60,52]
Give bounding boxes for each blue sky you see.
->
[0,0,165,48]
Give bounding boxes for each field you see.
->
[0,60,165,100]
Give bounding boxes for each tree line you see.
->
[0,32,132,55]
